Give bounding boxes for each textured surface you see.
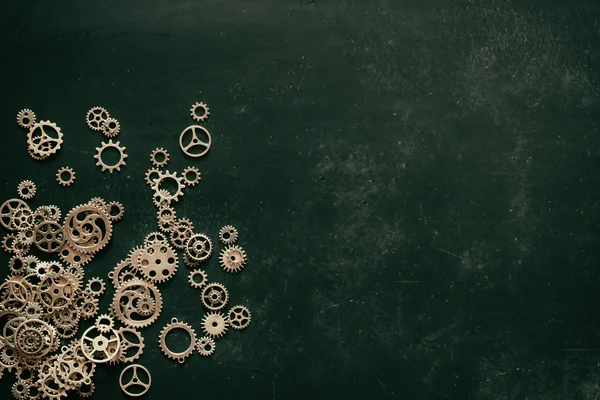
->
[2,0,600,398]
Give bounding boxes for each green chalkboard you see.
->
[2,0,600,399]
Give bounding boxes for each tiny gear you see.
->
[86,106,110,131]
[56,167,75,186]
[190,102,210,122]
[228,305,252,330]
[94,314,115,333]
[182,166,201,186]
[201,282,229,311]
[86,277,106,296]
[188,269,208,289]
[219,245,247,273]
[201,312,228,339]
[106,201,125,222]
[144,231,167,246]
[16,109,36,129]
[102,118,120,137]
[196,336,215,356]
[94,140,128,173]
[17,180,36,200]
[219,225,238,245]
[150,148,169,168]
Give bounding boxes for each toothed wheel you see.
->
[17,180,36,200]
[190,102,210,122]
[86,277,106,296]
[145,168,161,187]
[201,312,228,339]
[196,336,215,356]
[16,109,36,129]
[102,118,120,137]
[94,140,128,173]
[105,201,125,222]
[56,167,75,187]
[86,106,110,131]
[201,283,229,311]
[144,231,167,246]
[228,305,252,330]
[185,233,212,262]
[182,166,201,186]
[219,225,238,245]
[188,269,208,289]
[158,318,197,363]
[219,245,247,273]
[94,314,115,333]
[151,170,185,204]
[150,148,170,168]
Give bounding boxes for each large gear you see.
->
[190,101,210,122]
[56,167,75,187]
[80,325,120,363]
[86,106,110,131]
[16,109,36,129]
[201,312,229,339]
[34,221,65,253]
[64,204,112,254]
[136,243,178,283]
[27,120,64,159]
[219,245,247,273]
[200,283,229,311]
[1,198,28,230]
[17,180,36,200]
[188,269,208,289]
[151,170,185,204]
[94,139,128,173]
[112,279,162,329]
[196,336,216,356]
[158,318,197,363]
[150,148,169,168]
[228,305,252,330]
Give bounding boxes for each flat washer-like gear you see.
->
[150,148,169,168]
[188,269,208,289]
[182,166,201,186]
[158,318,197,363]
[86,106,110,131]
[201,312,228,339]
[102,118,120,137]
[219,245,247,273]
[196,336,215,356]
[151,170,185,204]
[219,225,238,245]
[16,109,36,129]
[190,102,210,122]
[94,140,128,173]
[17,180,36,200]
[56,167,76,187]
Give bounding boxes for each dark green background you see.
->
[2,0,600,398]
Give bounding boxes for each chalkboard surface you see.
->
[1,1,600,399]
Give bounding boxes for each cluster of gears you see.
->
[86,107,128,173]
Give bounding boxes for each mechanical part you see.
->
[144,231,167,247]
[81,325,120,363]
[56,167,75,187]
[219,225,238,244]
[12,208,35,231]
[219,245,247,273]
[17,180,36,200]
[105,201,125,222]
[179,125,211,158]
[27,121,64,159]
[37,270,80,310]
[16,109,36,129]
[185,233,212,262]
[1,198,28,230]
[158,318,197,363]
[157,206,177,233]
[17,228,35,246]
[119,364,151,397]
[86,107,110,131]
[134,295,156,317]
[64,204,112,254]
[145,168,161,187]
[109,259,140,288]
[86,277,106,296]
[115,327,145,363]
[182,166,201,186]
[76,291,99,320]
[94,139,128,173]
[112,279,162,328]
[228,305,252,330]
[183,253,200,268]
[188,269,208,289]
[9,255,27,275]
[151,170,185,204]
[136,243,178,283]
[150,148,169,168]
[77,383,95,398]
[102,117,120,137]
[94,314,115,333]
[34,221,65,253]
[170,218,194,249]
[59,242,92,267]
[196,336,215,356]
[201,312,229,339]
[200,283,229,311]
[190,101,210,122]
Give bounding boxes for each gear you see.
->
[86,106,110,131]
[80,325,120,363]
[136,242,178,283]
[105,201,125,222]
[185,233,212,262]
[58,242,92,267]
[12,208,35,232]
[94,139,128,173]
[144,231,167,247]
[196,336,215,356]
[150,148,169,168]
[27,120,64,159]
[188,269,208,289]
[3,234,17,253]
[109,259,140,288]
[127,245,145,269]
[64,204,112,254]
[158,318,197,363]
[219,245,247,273]
[56,167,75,187]
[86,277,106,296]
[16,109,36,129]
[102,117,120,137]
[17,229,35,246]
[182,166,201,186]
[9,255,27,275]
[190,102,210,122]
[157,206,177,232]
[34,221,65,253]
[152,189,171,208]
[17,180,36,200]
[11,381,30,400]
[228,305,252,330]
[112,279,162,329]
[116,327,145,363]
[76,291,99,320]
[135,295,156,316]
[151,170,185,204]
[200,283,229,311]
[170,218,194,249]
[219,225,238,244]
[94,314,115,333]
[183,253,200,268]
[145,168,161,187]
[77,383,95,398]
[201,312,229,339]
[1,198,28,230]
[88,197,106,208]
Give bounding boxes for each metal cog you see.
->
[102,117,120,137]
[158,318,197,363]
[94,139,128,173]
[200,282,229,311]
[150,148,169,168]
[27,120,64,158]
[16,109,36,129]
[56,167,76,187]
[86,277,106,296]
[188,269,208,289]
[190,102,210,122]
[151,170,185,204]
[201,312,229,339]
[219,245,247,273]
[105,201,125,222]
[228,305,252,330]
[196,336,215,356]
[219,225,238,244]
[94,314,115,333]
[182,166,201,186]
[145,168,161,187]
[86,106,110,131]
[17,180,36,200]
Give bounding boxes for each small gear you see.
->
[228,305,252,330]
[150,148,169,168]
[56,167,75,186]
[135,295,156,316]
[86,277,106,296]
[183,253,200,268]
[201,312,228,339]
[170,218,194,249]
[152,189,171,208]
[8,255,27,275]
[86,106,110,131]
[201,283,229,311]
[188,269,208,289]
[116,327,145,363]
[219,225,238,245]
[158,318,197,363]
[136,242,178,283]
[17,180,36,200]
[16,109,36,129]
[105,201,125,222]
[27,120,64,159]
[151,170,185,204]
[94,140,128,173]
[219,245,247,273]
[88,197,106,208]
[145,168,161,187]
[182,166,201,186]
[12,208,35,232]
[45,205,62,221]
[3,234,17,253]
[11,381,30,400]
[94,314,115,333]
[144,231,167,246]
[190,102,210,122]
[185,233,212,262]
[17,229,35,245]
[102,118,120,137]
[77,383,95,398]
[196,336,215,356]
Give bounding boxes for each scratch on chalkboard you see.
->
[436,247,462,260]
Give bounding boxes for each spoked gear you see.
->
[228,305,252,330]
[170,218,194,249]
[182,166,201,186]
[94,314,115,333]
[185,233,212,262]
[219,245,247,273]
[27,120,64,159]
[201,312,229,339]
[16,109,36,129]
[102,118,120,137]
[188,269,208,289]
[86,106,110,131]
[150,148,169,168]
[201,283,229,311]
[190,102,210,122]
[17,180,36,200]
[196,336,215,356]
[219,225,238,244]
[94,140,128,173]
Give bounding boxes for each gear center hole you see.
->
[165,328,192,354]
[100,146,122,167]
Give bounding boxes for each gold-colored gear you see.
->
[201,312,229,339]
[1,198,28,230]
[58,241,92,267]
[88,197,106,208]
[183,253,200,268]
[56,167,75,187]
[200,282,229,311]
[219,225,238,244]
[145,168,161,187]
[17,180,36,200]
[116,327,145,363]
[80,325,120,363]
[64,204,112,254]
[102,117,120,137]
[144,231,167,247]
[105,201,125,222]
[11,380,30,400]
[158,318,197,363]
[17,229,35,246]
[16,109,36,129]
[151,170,185,204]
[33,221,65,253]
[77,382,95,398]
[94,314,115,333]
[94,139,128,173]
[228,305,252,330]
[12,208,35,232]
[27,120,64,159]
[112,279,162,328]
[185,233,212,262]
[190,102,210,122]
[182,166,201,186]
[170,218,194,249]
[150,148,169,168]
[219,245,247,273]
[86,106,110,131]
[8,255,27,275]
[196,336,215,356]
[109,259,140,288]
[136,242,178,283]
[188,269,208,289]
[134,295,156,316]
[86,277,106,296]
[152,189,171,208]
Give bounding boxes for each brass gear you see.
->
[27,120,64,159]
[94,139,128,173]
[185,233,212,262]
[144,231,167,246]
[56,167,75,187]
[188,269,208,289]
[158,318,197,363]
[58,242,92,267]
[77,383,95,398]
[201,312,229,339]
[86,106,110,131]
[145,168,161,187]
[11,381,30,400]
[17,229,35,246]
[182,166,201,186]
[136,242,178,283]
[17,180,36,200]
[102,117,120,137]
[16,109,36,129]
[112,279,162,329]
[116,327,145,363]
[219,225,238,244]
[170,218,194,249]
[94,314,115,333]
[150,148,169,168]
[64,204,112,254]
[200,283,229,311]
[190,102,210,122]
[105,201,125,222]
[196,336,215,356]
[228,305,252,330]
[219,245,247,273]
[151,170,185,204]
[86,277,106,296]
